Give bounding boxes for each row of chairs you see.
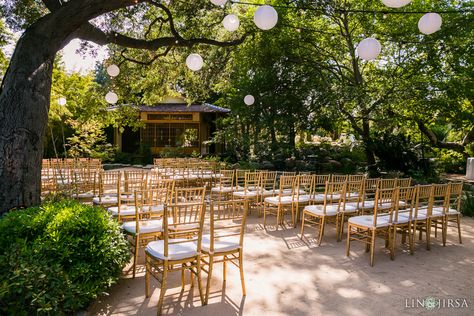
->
[115,186,247,316]
[345,182,463,266]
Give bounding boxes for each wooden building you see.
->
[112,96,230,156]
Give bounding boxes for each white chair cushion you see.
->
[400,211,427,220]
[122,219,163,234]
[310,193,326,203]
[359,200,375,209]
[200,235,240,253]
[211,186,235,193]
[92,195,118,205]
[233,191,258,198]
[296,194,311,203]
[348,215,390,228]
[433,206,459,215]
[417,208,445,218]
[304,204,339,216]
[108,205,137,216]
[120,194,142,202]
[141,204,164,213]
[339,203,358,213]
[264,196,294,205]
[76,192,94,199]
[169,222,199,232]
[146,239,198,261]
[261,189,277,196]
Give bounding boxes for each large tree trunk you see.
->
[0,22,59,214]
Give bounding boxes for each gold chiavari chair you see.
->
[331,174,348,183]
[210,170,235,201]
[72,170,97,202]
[293,174,315,224]
[122,188,171,277]
[441,182,463,244]
[358,178,380,214]
[346,187,398,266]
[410,185,432,251]
[379,178,397,189]
[232,172,261,213]
[390,186,417,258]
[337,180,364,241]
[301,181,352,244]
[260,171,278,196]
[281,171,297,177]
[234,169,248,190]
[419,184,449,250]
[263,175,298,230]
[201,200,248,304]
[122,170,148,203]
[396,177,412,188]
[92,171,121,207]
[309,174,331,204]
[145,188,206,315]
[348,174,366,182]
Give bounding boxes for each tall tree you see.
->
[0,0,248,214]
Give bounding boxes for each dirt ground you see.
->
[88,215,474,316]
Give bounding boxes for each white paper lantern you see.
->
[381,0,411,8]
[244,95,255,105]
[223,14,240,32]
[253,5,278,30]
[105,91,118,104]
[107,64,120,77]
[186,53,204,71]
[356,38,382,61]
[418,13,442,35]
[210,0,227,6]
[58,97,67,106]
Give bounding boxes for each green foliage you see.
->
[0,200,130,315]
[437,150,466,174]
[45,59,115,160]
[461,189,474,217]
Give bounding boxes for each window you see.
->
[141,123,199,148]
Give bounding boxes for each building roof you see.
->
[140,103,230,113]
[109,103,230,114]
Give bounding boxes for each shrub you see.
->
[0,200,130,315]
[461,190,474,217]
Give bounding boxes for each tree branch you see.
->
[75,22,250,50]
[416,120,467,153]
[119,46,172,66]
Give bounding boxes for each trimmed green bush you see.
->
[0,200,130,315]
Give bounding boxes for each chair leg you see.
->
[370,230,376,267]
[263,203,267,228]
[300,212,306,239]
[181,264,186,289]
[338,213,345,242]
[196,259,205,306]
[346,224,351,257]
[223,257,227,282]
[157,266,168,316]
[318,217,325,246]
[457,214,463,244]
[291,205,296,228]
[426,219,432,250]
[276,205,281,231]
[239,250,246,296]
[205,256,213,304]
[133,235,139,278]
[145,258,151,298]
[442,216,448,247]
[390,227,396,260]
